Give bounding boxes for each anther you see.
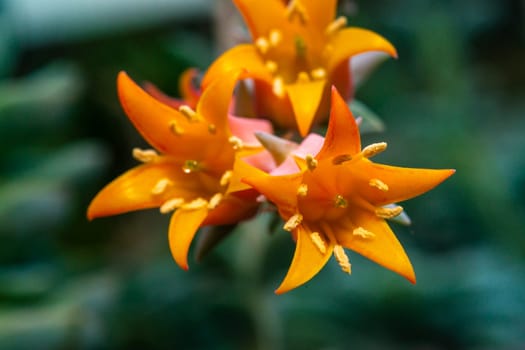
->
[310,68,327,80]
[182,198,208,210]
[169,121,184,136]
[178,105,199,122]
[332,154,352,165]
[296,71,310,83]
[334,194,348,208]
[353,227,375,239]
[208,123,217,134]
[207,193,223,210]
[375,205,403,219]
[160,198,184,214]
[132,148,158,163]
[255,37,270,54]
[182,160,200,174]
[333,245,351,274]
[265,60,278,73]
[305,154,318,171]
[283,213,303,231]
[310,232,327,254]
[369,178,389,192]
[228,136,244,150]
[362,142,387,158]
[272,76,285,98]
[325,16,347,36]
[151,178,172,195]
[269,29,282,46]
[220,170,233,186]
[286,0,308,24]
[297,183,308,197]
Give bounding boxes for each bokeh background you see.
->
[1,0,524,349]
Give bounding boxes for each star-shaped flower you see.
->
[203,0,397,135]
[242,87,455,294]
[88,70,272,270]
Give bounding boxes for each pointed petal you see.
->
[233,0,286,39]
[316,86,361,160]
[337,210,415,282]
[301,0,337,32]
[242,170,302,216]
[354,161,456,206]
[228,115,273,146]
[143,82,186,110]
[196,70,240,130]
[286,79,326,136]
[275,225,334,294]
[202,45,271,88]
[118,71,186,155]
[87,160,201,220]
[168,206,209,270]
[178,68,201,107]
[325,28,397,73]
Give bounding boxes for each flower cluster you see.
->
[88,0,454,294]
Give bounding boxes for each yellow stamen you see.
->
[132,148,158,163]
[151,178,172,195]
[228,136,244,150]
[332,154,352,165]
[207,193,223,210]
[272,76,285,98]
[169,121,184,135]
[305,154,318,171]
[182,198,208,210]
[286,0,308,24]
[182,160,200,174]
[265,60,278,73]
[325,16,347,36]
[334,194,348,208]
[333,245,351,274]
[220,170,233,186]
[283,213,303,231]
[353,227,375,239]
[375,205,403,219]
[369,178,389,192]
[296,71,310,83]
[269,29,282,46]
[208,123,217,134]
[362,142,387,158]
[297,183,308,197]
[310,67,327,80]
[255,37,270,54]
[178,105,199,122]
[310,232,327,254]
[160,198,184,214]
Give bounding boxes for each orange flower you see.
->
[242,87,455,294]
[203,0,397,136]
[88,70,272,270]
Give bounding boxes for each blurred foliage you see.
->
[0,0,524,349]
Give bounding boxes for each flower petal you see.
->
[286,79,326,136]
[142,68,201,110]
[169,206,209,270]
[87,160,202,220]
[117,71,188,155]
[203,192,258,226]
[233,0,286,39]
[316,86,361,160]
[337,210,415,283]
[301,0,337,33]
[202,45,271,88]
[275,224,334,294]
[325,28,397,73]
[353,161,456,206]
[228,114,273,146]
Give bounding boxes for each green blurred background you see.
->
[1,0,524,349]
